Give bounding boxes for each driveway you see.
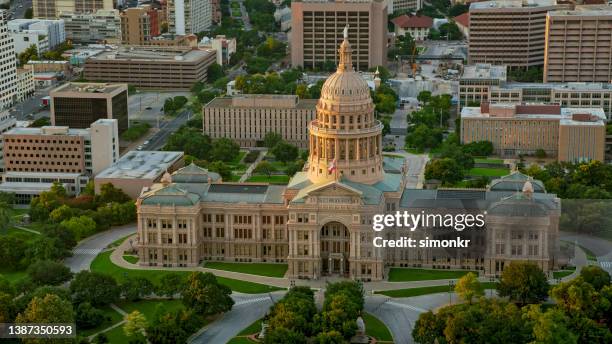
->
[64,224,137,273]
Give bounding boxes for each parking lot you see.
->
[127,91,191,124]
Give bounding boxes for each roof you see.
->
[141,184,201,206]
[462,64,507,81]
[470,0,557,10]
[489,171,545,192]
[51,82,127,95]
[461,104,606,126]
[454,12,469,28]
[95,151,183,180]
[90,46,216,63]
[392,15,433,28]
[171,163,221,183]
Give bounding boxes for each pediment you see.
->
[306,181,363,198]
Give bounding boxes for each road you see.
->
[560,231,612,275]
[7,0,32,19]
[64,225,137,273]
[9,85,56,121]
[142,109,192,151]
[190,291,286,344]
[237,0,252,31]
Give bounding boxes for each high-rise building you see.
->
[544,5,612,83]
[59,10,121,44]
[391,0,423,14]
[0,111,17,173]
[121,6,161,45]
[461,102,606,162]
[33,0,114,19]
[16,68,35,103]
[468,0,568,68]
[49,83,129,134]
[0,11,18,111]
[167,0,212,35]
[291,0,388,71]
[199,35,236,65]
[203,95,317,148]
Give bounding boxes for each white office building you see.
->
[7,19,66,51]
[0,11,18,111]
[168,0,212,35]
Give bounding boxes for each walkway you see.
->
[238,150,266,182]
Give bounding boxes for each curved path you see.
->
[64,224,137,273]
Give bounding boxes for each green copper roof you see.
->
[171,163,221,183]
[141,184,201,206]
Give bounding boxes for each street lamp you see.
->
[448,281,455,304]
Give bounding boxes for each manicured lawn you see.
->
[553,270,575,279]
[5,227,40,241]
[204,262,287,278]
[227,338,255,344]
[108,234,133,249]
[123,255,139,264]
[474,158,504,164]
[388,268,476,282]
[91,251,282,294]
[0,269,26,283]
[363,312,393,341]
[376,282,497,298]
[118,299,184,322]
[246,175,290,184]
[468,167,509,177]
[238,319,262,336]
[78,305,124,337]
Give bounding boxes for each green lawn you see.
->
[91,251,282,294]
[363,312,393,341]
[577,244,597,261]
[118,299,184,322]
[5,227,40,241]
[553,270,575,279]
[108,234,133,249]
[78,305,124,337]
[204,262,287,278]
[123,255,139,264]
[388,268,476,282]
[103,325,130,344]
[246,175,290,184]
[376,282,497,298]
[0,269,26,283]
[227,338,255,344]
[468,167,509,177]
[227,319,262,343]
[474,158,504,164]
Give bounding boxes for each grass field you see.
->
[468,167,509,177]
[364,312,393,341]
[553,270,575,279]
[78,305,124,337]
[246,175,290,184]
[123,255,139,264]
[108,234,133,249]
[0,269,26,283]
[204,262,287,278]
[474,158,504,165]
[376,282,497,298]
[227,338,254,344]
[91,251,282,294]
[388,268,476,282]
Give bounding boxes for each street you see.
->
[6,0,32,19]
[142,109,192,151]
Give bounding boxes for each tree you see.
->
[70,271,120,307]
[0,276,15,297]
[124,310,147,338]
[497,261,549,305]
[449,4,469,17]
[16,294,74,343]
[264,327,308,344]
[405,124,444,151]
[27,260,72,286]
[0,201,10,234]
[60,215,97,240]
[0,236,27,269]
[211,138,240,162]
[121,277,155,301]
[550,277,610,321]
[462,140,494,156]
[412,310,445,344]
[76,302,106,329]
[314,330,345,344]
[580,265,611,291]
[535,148,547,159]
[455,272,483,304]
[182,272,234,316]
[263,132,283,148]
[99,183,131,204]
[93,333,109,344]
[146,309,203,344]
[417,90,432,104]
[208,161,232,181]
[0,292,14,323]
[424,158,464,185]
[271,141,299,163]
[24,236,68,263]
[156,273,186,297]
[523,305,578,344]
[164,127,213,160]
[253,161,277,177]
[18,44,38,66]
[48,205,75,223]
[206,63,225,83]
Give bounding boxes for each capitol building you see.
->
[136,33,563,281]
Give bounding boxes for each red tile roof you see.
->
[454,12,469,28]
[391,15,433,29]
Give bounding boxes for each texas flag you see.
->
[328,159,337,174]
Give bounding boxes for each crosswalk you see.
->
[72,248,103,255]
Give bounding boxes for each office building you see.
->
[468,0,568,68]
[209,35,235,65]
[461,102,606,162]
[7,19,65,49]
[167,0,212,35]
[291,0,388,71]
[120,5,161,45]
[33,0,114,19]
[203,95,317,149]
[459,63,612,119]
[392,0,423,13]
[0,111,17,173]
[391,14,433,41]
[59,10,121,44]
[16,68,35,103]
[0,11,17,111]
[83,46,216,90]
[50,83,129,133]
[135,36,562,278]
[95,151,185,199]
[544,5,612,83]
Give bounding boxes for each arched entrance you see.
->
[320,222,350,276]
